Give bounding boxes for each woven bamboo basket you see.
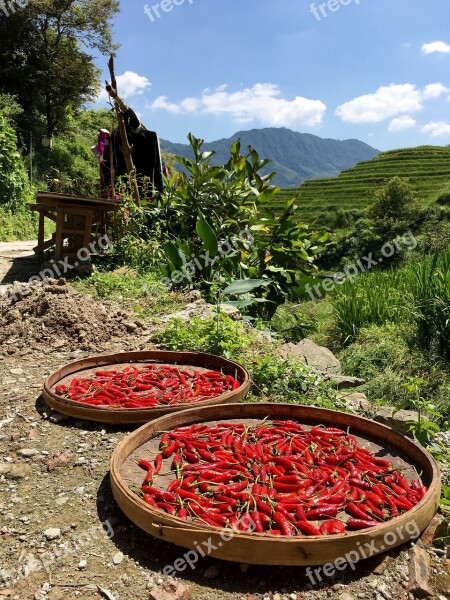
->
[110,403,440,566]
[43,351,250,425]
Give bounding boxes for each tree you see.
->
[0,0,119,138]
[369,177,421,238]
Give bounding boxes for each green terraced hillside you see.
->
[273,146,450,226]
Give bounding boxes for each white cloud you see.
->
[422,41,450,55]
[388,116,417,132]
[423,83,450,99]
[421,121,450,137]
[98,71,151,102]
[336,84,423,124]
[148,83,327,128]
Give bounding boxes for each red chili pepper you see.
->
[347,518,379,530]
[296,521,321,536]
[346,502,369,520]
[272,512,294,536]
[306,506,338,520]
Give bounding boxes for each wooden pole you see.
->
[107,56,141,206]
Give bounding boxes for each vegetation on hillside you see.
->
[162,127,378,188]
[271,145,450,227]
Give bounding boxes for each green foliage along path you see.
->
[271,146,450,226]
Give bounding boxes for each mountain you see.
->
[160,128,379,188]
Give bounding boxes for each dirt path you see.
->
[0,241,39,294]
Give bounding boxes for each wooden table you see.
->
[29,192,119,261]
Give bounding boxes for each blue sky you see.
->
[96,0,450,150]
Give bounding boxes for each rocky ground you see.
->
[0,244,449,600]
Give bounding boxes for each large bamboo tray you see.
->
[110,403,441,566]
[43,351,250,425]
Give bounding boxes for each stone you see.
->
[44,528,61,541]
[112,551,124,565]
[277,339,341,374]
[324,374,365,389]
[5,464,32,479]
[204,564,220,578]
[374,407,420,435]
[149,578,192,600]
[10,368,23,375]
[78,559,87,570]
[408,545,432,598]
[420,514,449,548]
[0,464,12,476]
[338,391,370,412]
[339,594,356,600]
[49,412,69,424]
[367,554,393,575]
[18,448,39,457]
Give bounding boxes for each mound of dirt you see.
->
[0,279,147,355]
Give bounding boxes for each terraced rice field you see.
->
[269,146,450,226]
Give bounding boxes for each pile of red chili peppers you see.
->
[137,420,428,536]
[55,365,241,409]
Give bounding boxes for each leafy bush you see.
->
[369,177,421,238]
[148,134,330,319]
[0,113,32,210]
[437,193,450,206]
[153,311,253,360]
[249,356,340,410]
[0,206,38,241]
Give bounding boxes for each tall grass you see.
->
[412,249,450,359]
[333,247,450,359]
[333,269,411,344]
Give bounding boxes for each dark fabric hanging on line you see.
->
[112,108,164,195]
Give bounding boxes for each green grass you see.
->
[269,146,450,227]
[72,270,186,320]
[0,207,54,241]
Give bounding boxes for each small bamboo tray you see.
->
[43,351,250,425]
[110,403,441,566]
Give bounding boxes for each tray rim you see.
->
[110,402,441,566]
[42,350,250,424]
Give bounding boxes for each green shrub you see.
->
[369,177,421,238]
[150,134,330,319]
[437,193,450,206]
[153,311,253,360]
[0,206,39,241]
[249,356,340,410]
[0,113,32,210]
[340,323,450,418]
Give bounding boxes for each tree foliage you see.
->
[0,112,31,210]
[0,0,119,137]
[369,177,421,238]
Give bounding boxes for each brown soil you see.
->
[0,280,149,356]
